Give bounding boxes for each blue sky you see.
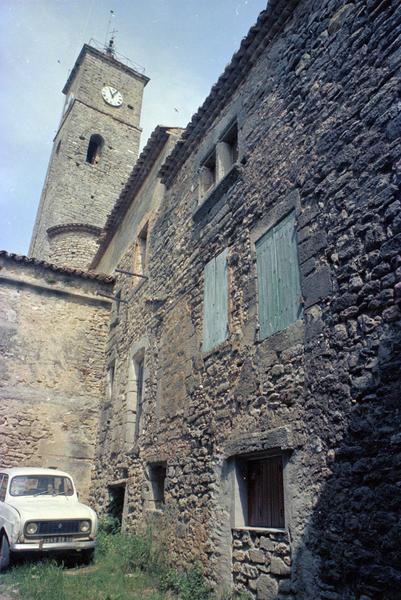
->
[0,0,267,255]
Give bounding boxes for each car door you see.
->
[0,474,4,529]
[0,475,15,540]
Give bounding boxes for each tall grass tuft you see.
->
[2,529,213,600]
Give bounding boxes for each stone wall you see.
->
[91,0,401,598]
[96,129,182,274]
[48,228,101,270]
[232,529,292,597]
[0,254,112,501]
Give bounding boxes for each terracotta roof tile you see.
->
[0,250,114,283]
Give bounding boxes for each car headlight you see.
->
[79,520,91,533]
[26,522,38,535]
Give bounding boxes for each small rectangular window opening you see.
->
[133,223,148,285]
[86,134,103,165]
[199,121,238,201]
[221,122,238,167]
[115,291,121,316]
[236,455,285,529]
[134,354,145,439]
[200,151,216,197]
[107,363,115,400]
[149,463,166,510]
[108,483,126,531]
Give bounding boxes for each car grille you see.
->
[26,520,83,536]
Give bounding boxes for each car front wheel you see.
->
[78,548,95,565]
[0,534,11,571]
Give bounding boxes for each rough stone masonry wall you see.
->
[0,256,112,501]
[92,1,401,598]
[232,529,292,597]
[48,230,101,270]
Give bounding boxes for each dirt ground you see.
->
[0,584,18,600]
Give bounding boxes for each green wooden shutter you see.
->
[202,249,228,351]
[256,211,301,339]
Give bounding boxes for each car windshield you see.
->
[9,475,74,497]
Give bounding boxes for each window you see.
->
[126,351,145,442]
[148,463,166,510]
[134,355,144,439]
[108,483,126,531]
[10,475,74,497]
[235,455,285,529]
[0,474,8,502]
[133,222,148,284]
[217,122,238,180]
[256,211,302,339]
[200,151,216,197]
[86,134,104,165]
[115,291,121,315]
[111,290,121,326]
[199,121,238,201]
[107,362,115,400]
[202,248,229,352]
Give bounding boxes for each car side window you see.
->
[0,474,8,502]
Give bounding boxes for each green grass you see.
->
[1,528,213,600]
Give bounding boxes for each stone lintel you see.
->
[223,426,295,458]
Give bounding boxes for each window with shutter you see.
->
[202,249,229,352]
[247,456,285,528]
[256,211,302,339]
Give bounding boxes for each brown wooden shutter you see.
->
[247,456,285,528]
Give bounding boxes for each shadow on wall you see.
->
[294,314,401,600]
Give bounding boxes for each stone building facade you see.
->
[2,0,401,598]
[89,0,401,598]
[0,252,113,501]
[29,44,149,270]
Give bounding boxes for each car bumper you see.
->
[11,540,96,552]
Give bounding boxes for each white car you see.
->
[0,467,97,570]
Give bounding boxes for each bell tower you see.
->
[29,43,149,270]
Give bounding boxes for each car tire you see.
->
[0,534,11,571]
[79,548,95,565]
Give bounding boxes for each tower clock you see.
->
[29,44,149,270]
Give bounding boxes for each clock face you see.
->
[101,86,123,107]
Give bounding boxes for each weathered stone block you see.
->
[249,548,267,564]
[302,266,332,308]
[233,550,247,562]
[260,537,276,552]
[270,557,291,577]
[256,574,279,599]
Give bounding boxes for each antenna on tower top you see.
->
[104,10,117,56]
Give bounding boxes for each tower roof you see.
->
[63,43,149,96]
